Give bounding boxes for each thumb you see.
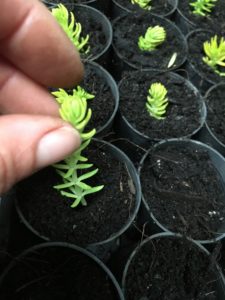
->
[0,115,80,194]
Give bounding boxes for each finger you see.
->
[0,0,83,88]
[0,115,80,194]
[0,58,59,115]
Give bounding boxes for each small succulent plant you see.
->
[138,26,166,52]
[146,82,169,120]
[190,0,217,17]
[52,87,104,207]
[51,4,90,53]
[131,0,152,10]
[203,35,225,76]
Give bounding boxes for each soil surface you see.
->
[187,30,225,85]
[140,144,225,240]
[119,71,202,140]
[205,84,225,145]
[17,141,136,246]
[125,237,221,300]
[113,0,174,16]
[48,2,107,60]
[113,13,187,70]
[178,0,225,34]
[0,246,119,300]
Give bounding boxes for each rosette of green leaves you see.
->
[138,26,166,52]
[146,82,168,120]
[52,87,104,207]
[203,35,225,76]
[190,0,217,17]
[51,4,90,54]
[131,0,152,10]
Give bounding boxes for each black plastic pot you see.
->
[48,4,112,68]
[174,4,197,35]
[112,13,188,81]
[138,138,225,247]
[0,242,125,300]
[11,139,141,261]
[114,70,206,148]
[197,83,225,157]
[111,0,178,19]
[122,232,225,300]
[185,29,225,94]
[83,61,119,137]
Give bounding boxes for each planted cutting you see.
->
[112,13,187,79]
[115,70,205,146]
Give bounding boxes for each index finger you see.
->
[0,0,83,88]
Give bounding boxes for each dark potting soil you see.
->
[187,30,225,85]
[72,63,115,133]
[113,13,187,70]
[140,145,225,240]
[178,0,225,34]
[205,84,225,145]
[124,237,221,300]
[113,0,173,16]
[119,71,202,139]
[17,142,136,246]
[0,246,119,300]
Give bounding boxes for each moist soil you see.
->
[205,84,225,146]
[178,0,225,34]
[113,0,174,16]
[119,71,202,140]
[187,30,225,85]
[71,63,115,133]
[0,246,119,300]
[113,13,187,70]
[140,145,225,240]
[124,237,221,300]
[17,142,136,246]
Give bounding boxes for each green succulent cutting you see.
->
[51,3,90,53]
[131,0,152,10]
[190,0,217,17]
[138,26,166,52]
[146,82,169,120]
[52,87,104,207]
[203,35,225,76]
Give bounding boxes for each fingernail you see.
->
[36,126,80,168]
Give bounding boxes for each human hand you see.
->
[0,0,83,194]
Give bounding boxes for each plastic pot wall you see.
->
[138,138,225,247]
[11,139,141,262]
[0,242,125,300]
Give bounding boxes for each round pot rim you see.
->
[186,28,223,86]
[112,0,178,18]
[204,82,225,149]
[0,241,125,300]
[176,4,197,28]
[122,231,225,294]
[138,138,225,244]
[15,138,142,247]
[84,61,119,136]
[118,70,206,142]
[112,12,188,71]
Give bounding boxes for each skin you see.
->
[0,0,83,194]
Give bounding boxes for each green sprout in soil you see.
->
[190,0,217,17]
[203,35,225,76]
[146,82,169,120]
[51,3,90,54]
[138,26,166,52]
[131,0,152,10]
[52,87,104,207]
